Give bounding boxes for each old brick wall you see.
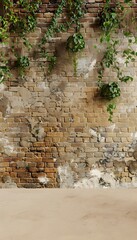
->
[1,0,137,188]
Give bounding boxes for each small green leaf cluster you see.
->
[16,56,30,69]
[100,82,121,100]
[0,65,10,83]
[66,33,85,53]
[107,103,116,122]
[0,53,11,83]
[16,56,30,76]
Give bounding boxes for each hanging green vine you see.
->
[0,0,85,80]
[66,32,85,76]
[98,0,135,121]
[0,0,41,80]
[39,0,85,74]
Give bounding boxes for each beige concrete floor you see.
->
[0,189,137,240]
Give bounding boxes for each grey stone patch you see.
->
[58,164,119,189]
[26,117,39,130]
[0,136,16,156]
[32,125,45,140]
[89,128,105,142]
[128,161,137,174]
[16,161,28,168]
[22,183,41,188]
[2,176,17,189]
[74,169,118,189]
[101,143,125,163]
[20,140,31,148]
[26,118,46,140]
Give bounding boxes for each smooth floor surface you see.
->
[0,189,137,240]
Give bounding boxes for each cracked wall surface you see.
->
[1,0,137,188]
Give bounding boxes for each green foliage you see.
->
[0,0,136,124]
[73,55,78,77]
[66,33,85,53]
[39,0,85,73]
[46,54,57,74]
[16,56,30,69]
[0,0,41,80]
[0,65,10,83]
[107,103,116,122]
[100,6,120,43]
[16,56,30,76]
[98,0,135,121]
[11,15,37,34]
[0,53,11,83]
[66,32,85,76]
[40,0,66,45]
[1,0,41,41]
[100,82,121,100]
[67,0,84,30]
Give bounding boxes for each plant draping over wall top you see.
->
[0,0,136,122]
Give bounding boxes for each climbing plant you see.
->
[0,0,136,123]
[0,0,85,79]
[39,0,85,74]
[98,0,136,121]
[0,0,41,80]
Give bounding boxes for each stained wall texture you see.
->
[1,0,137,188]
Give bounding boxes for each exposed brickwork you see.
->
[1,1,137,188]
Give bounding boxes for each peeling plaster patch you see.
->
[107,124,116,131]
[119,102,137,113]
[74,169,118,189]
[38,82,47,89]
[58,164,118,189]
[98,134,105,143]
[76,58,96,79]
[131,132,137,139]
[6,87,35,111]
[90,169,102,178]
[18,87,33,107]
[27,118,38,130]
[2,176,17,188]
[89,128,98,138]
[74,178,94,188]
[9,96,24,109]
[89,128,105,142]
[0,137,16,155]
[131,177,137,187]
[101,143,126,161]
[58,164,74,188]
[38,176,49,185]
[0,83,6,92]
[27,118,46,140]
[117,57,125,65]
[32,126,45,140]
